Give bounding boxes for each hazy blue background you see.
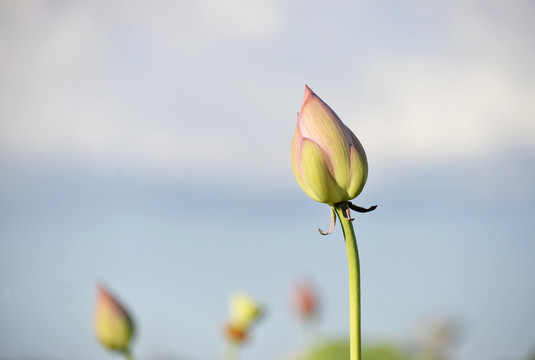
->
[1,1,534,360]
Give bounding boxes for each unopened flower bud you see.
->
[291,85,368,205]
[94,284,135,353]
[292,279,319,319]
[223,292,263,344]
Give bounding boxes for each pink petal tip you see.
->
[301,85,316,110]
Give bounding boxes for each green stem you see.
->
[335,204,361,360]
[223,341,239,360]
[123,348,134,360]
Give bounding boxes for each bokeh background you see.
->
[1,0,534,359]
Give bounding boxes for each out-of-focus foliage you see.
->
[292,339,349,360]
[362,343,419,360]
[292,339,420,360]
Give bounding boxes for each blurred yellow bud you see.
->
[94,284,135,353]
[223,292,263,344]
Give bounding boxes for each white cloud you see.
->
[0,0,533,194]
[352,61,535,166]
[351,2,535,156]
[196,0,284,41]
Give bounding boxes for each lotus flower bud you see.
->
[223,292,263,344]
[291,85,368,205]
[94,284,135,353]
[291,279,319,320]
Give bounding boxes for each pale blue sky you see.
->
[1,1,534,360]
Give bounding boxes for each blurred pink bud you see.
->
[292,279,319,319]
[94,284,135,353]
